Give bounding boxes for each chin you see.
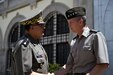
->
[36,36,41,39]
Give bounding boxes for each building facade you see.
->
[94,0,113,74]
[0,0,112,75]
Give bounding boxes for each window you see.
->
[57,14,69,34]
[6,23,24,75]
[43,44,53,63]
[44,16,54,36]
[56,42,70,65]
[41,13,70,65]
[8,23,25,47]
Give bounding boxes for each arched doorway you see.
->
[6,23,25,75]
[42,11,70,65]
[4,15,25,75]
[42,2,70,65]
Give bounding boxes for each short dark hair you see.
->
[65,7,86,20]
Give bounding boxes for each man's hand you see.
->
[30,71,55,75]
[30,71,47,75]
[48,73,55,75]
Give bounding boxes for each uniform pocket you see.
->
[83,45,91,51]
[79,45,95,65]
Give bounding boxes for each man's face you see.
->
[68,18,81,32]
[30,24,45,39]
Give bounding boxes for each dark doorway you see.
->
[6,23,24,75]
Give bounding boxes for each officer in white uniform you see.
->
[12,12,48,75]
[54,7,109,75]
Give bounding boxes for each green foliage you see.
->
[48,63,60,73]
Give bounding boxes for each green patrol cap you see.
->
[65,7,86,19]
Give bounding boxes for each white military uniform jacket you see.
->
[13,34,48,75]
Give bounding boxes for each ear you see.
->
[79,18,84,25]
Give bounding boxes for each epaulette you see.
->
[73,35,78,40]
[90,29,99,33]
[22,38,29,47]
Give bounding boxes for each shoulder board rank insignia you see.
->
[22,39,29,47]
[73,36,77,40]
[73,35,79,40]
[90,29,99,33]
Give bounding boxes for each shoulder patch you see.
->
[73,35,78,40]
[22,39,29,47]
[90,29,99,33]
[73,36,77,40]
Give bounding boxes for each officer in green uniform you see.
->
[54,7,109,75]
[12,12,48,75]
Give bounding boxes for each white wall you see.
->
[94,0,113,74]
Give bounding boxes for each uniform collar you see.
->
[82,26,90,37]
[72,26,90,40]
